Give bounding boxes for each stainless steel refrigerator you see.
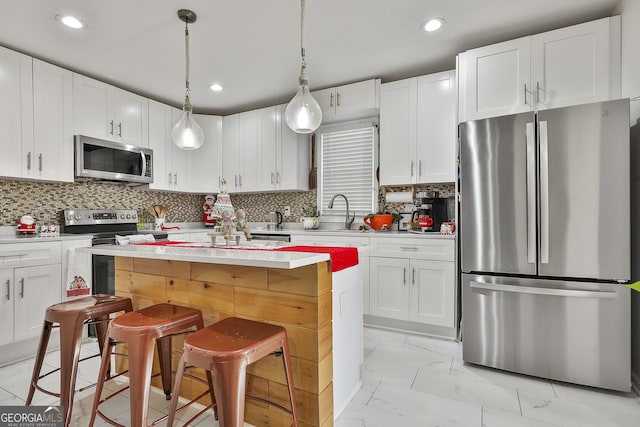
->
[459,98,631,392]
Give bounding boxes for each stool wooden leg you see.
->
[57,317,85,427]
[126,336,156,427]
[89,332,115,427]
[156,335,173,399]
[26,320,53,405]
[281,339,299,426]
[213,358,248,427]
[166,354,186,427]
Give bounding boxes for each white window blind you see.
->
[319,123,376,217]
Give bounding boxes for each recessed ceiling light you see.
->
[57,15,85,29]
[209,83,223,92]
[423,17,445,32]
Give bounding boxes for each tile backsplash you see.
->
[0,179,455,226]
[0,180,204,226]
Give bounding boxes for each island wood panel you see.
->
[114,257,333,427]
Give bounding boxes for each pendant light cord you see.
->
[300,0,306,68]
[184,19,191,94]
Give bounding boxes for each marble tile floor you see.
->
[1,327,639,426]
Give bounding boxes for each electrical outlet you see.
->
[284,206,291,216]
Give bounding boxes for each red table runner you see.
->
[275,246,359,272]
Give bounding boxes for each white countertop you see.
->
[0,232,93,244]
[77,243,332,269]
[163,223,456,239]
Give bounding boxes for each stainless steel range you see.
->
[63,209,168,295]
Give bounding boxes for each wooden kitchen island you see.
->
[81,243,364,427]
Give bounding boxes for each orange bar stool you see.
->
[89,303,213,427]
[26,294,133,427]
[167,316,299,427]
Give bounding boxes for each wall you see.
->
[613,0,640,389]
[0,179,204,226]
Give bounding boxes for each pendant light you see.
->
[285,0,322,134]
[172,9,205,150]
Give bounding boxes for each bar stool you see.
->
[89,303,213,427]
[167,316,299,427]
[26,294,133,427]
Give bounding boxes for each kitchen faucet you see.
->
[328,194,355,230]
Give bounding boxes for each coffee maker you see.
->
[411,191,448,232]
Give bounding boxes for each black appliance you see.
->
[412,191,448,232]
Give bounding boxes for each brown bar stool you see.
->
[26,294,133,427]
[89,303,213,427]
[167,316,299,427]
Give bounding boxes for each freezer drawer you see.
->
[462,273,630,391]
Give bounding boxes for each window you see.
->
[318,120,378,219]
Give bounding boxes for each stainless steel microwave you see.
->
[74,135,153,184]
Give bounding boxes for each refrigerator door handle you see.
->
[470,281,617,299]
[526,122,536,264]
[539,120,549,264]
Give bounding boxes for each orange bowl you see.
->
[364,214,394,231]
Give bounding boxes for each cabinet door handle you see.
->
[418,160,422,177]
[109,120,114,135]
[403,267,407,286]
[19,278,24,299]
[330,93,334,107]
[38,153,43,172]
[168,172,172,185]
[27,152,31,171]
[337,92,340,106]
[235,175,238,187]
[410,161,414,177]
[536,81,541,105]
[271,172,275,184]
[412,268,416,286]
[239,175,242,186]
[5,279,9,301]
[276,171,280,183]
[524,84,528,106]
[174,173,178,186]
[117,122,122,137]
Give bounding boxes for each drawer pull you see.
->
[5,280,9,301]
[0,253,29,258]
[399,246,419,251]
[20,278,24,299]
[412,268,416,286]
[403,267,407,286]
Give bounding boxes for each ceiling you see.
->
[0,0,620,115]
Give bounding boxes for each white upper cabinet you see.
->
[73,74,149,147]
[275,104,309,192]
[312,79,380,124]
[190,114,223,194]
[148,100,189,192]
[459,16,620,122]
[30,59,73,182]
[0,46,33,179]
[416,71,457,183]
[380,70,456,186]
[222,106,309,194]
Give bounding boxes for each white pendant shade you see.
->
[285,77,322,134]
[171,109,204,150]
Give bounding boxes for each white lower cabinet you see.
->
[0,261,61,346]
[369,237,455,328]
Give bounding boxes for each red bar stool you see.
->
[89,303,213,427]
[167,316,299,427]
[26,294,133,427]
